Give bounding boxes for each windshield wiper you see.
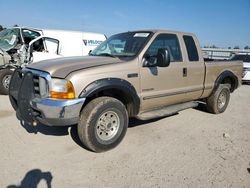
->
[96,53,117,58]
[117,55,134,57]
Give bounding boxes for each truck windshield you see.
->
[90,32,152,58]
[0,28,20,51]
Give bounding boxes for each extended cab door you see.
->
[181,35,205,100]
[140,33,188,111]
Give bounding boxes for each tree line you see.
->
[203,45,250,50]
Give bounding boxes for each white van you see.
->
[21,27,106,62]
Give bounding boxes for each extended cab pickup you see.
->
[9,30,243,152]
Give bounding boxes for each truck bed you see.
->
[202,60,243,98]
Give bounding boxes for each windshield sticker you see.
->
[134,33,150,37]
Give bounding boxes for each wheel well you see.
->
[214,70,239,93]
[220,76,237,92]
[82,88,138,117]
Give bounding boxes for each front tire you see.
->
[206,84,230,114]
[77,97,128,152]
[0,69,13,95]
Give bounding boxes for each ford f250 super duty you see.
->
[9,30,243,152]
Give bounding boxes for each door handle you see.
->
[183,68,187,77]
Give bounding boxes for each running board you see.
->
[136,101,198,121]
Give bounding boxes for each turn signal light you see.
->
[50,80,75,99]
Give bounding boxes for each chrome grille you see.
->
[22,68,51,98]
[33,75,40,96]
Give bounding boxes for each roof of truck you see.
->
[127,29,195,36]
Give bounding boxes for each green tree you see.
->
[233,46,240,49]
[244,46,249,50]
[0,25,3,31]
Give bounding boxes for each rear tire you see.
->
[0,69,13,95]
[77,97,128,152]
[206,84,230,114]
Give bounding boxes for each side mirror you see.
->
[143,53,156,67]
[156,48,170,67]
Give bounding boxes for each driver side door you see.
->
[140,33,188,111]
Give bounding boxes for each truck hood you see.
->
[27,56,124,78]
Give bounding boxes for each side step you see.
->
[136,101,198,121]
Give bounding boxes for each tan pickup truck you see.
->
[9,30,242,152]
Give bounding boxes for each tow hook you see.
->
[32,120,38,127]
[31,111,40,127]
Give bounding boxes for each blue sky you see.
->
[0,0,249,48]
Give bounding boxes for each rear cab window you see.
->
[183,35,199,62]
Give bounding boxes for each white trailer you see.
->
[21,27,106,62]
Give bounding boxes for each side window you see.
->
[145,34,182,65]
[22,29,41,44]
[44,38,59,54]
[183,35,199,61]
[32,38,45,52]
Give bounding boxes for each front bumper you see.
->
[30,98,85,126]
[9,68,85,126]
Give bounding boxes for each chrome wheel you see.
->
[96,111,120,141]
[217,90,227,109]
[2,74,11,90]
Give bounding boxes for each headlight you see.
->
[39,77,48,98]
[50,78,75,99]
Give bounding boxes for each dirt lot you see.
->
[0,85,250,188]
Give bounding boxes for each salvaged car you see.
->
[0,27,106,94]
[9,30,243,152]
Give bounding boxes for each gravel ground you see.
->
[0,85,250,188]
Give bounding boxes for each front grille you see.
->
[21,68,50,98]
[33,75,40,96]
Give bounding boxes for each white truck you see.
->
[230,54,250,83]
[0,27,106,94]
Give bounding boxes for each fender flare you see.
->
[213,70,238,92]
[79,78,140,116]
